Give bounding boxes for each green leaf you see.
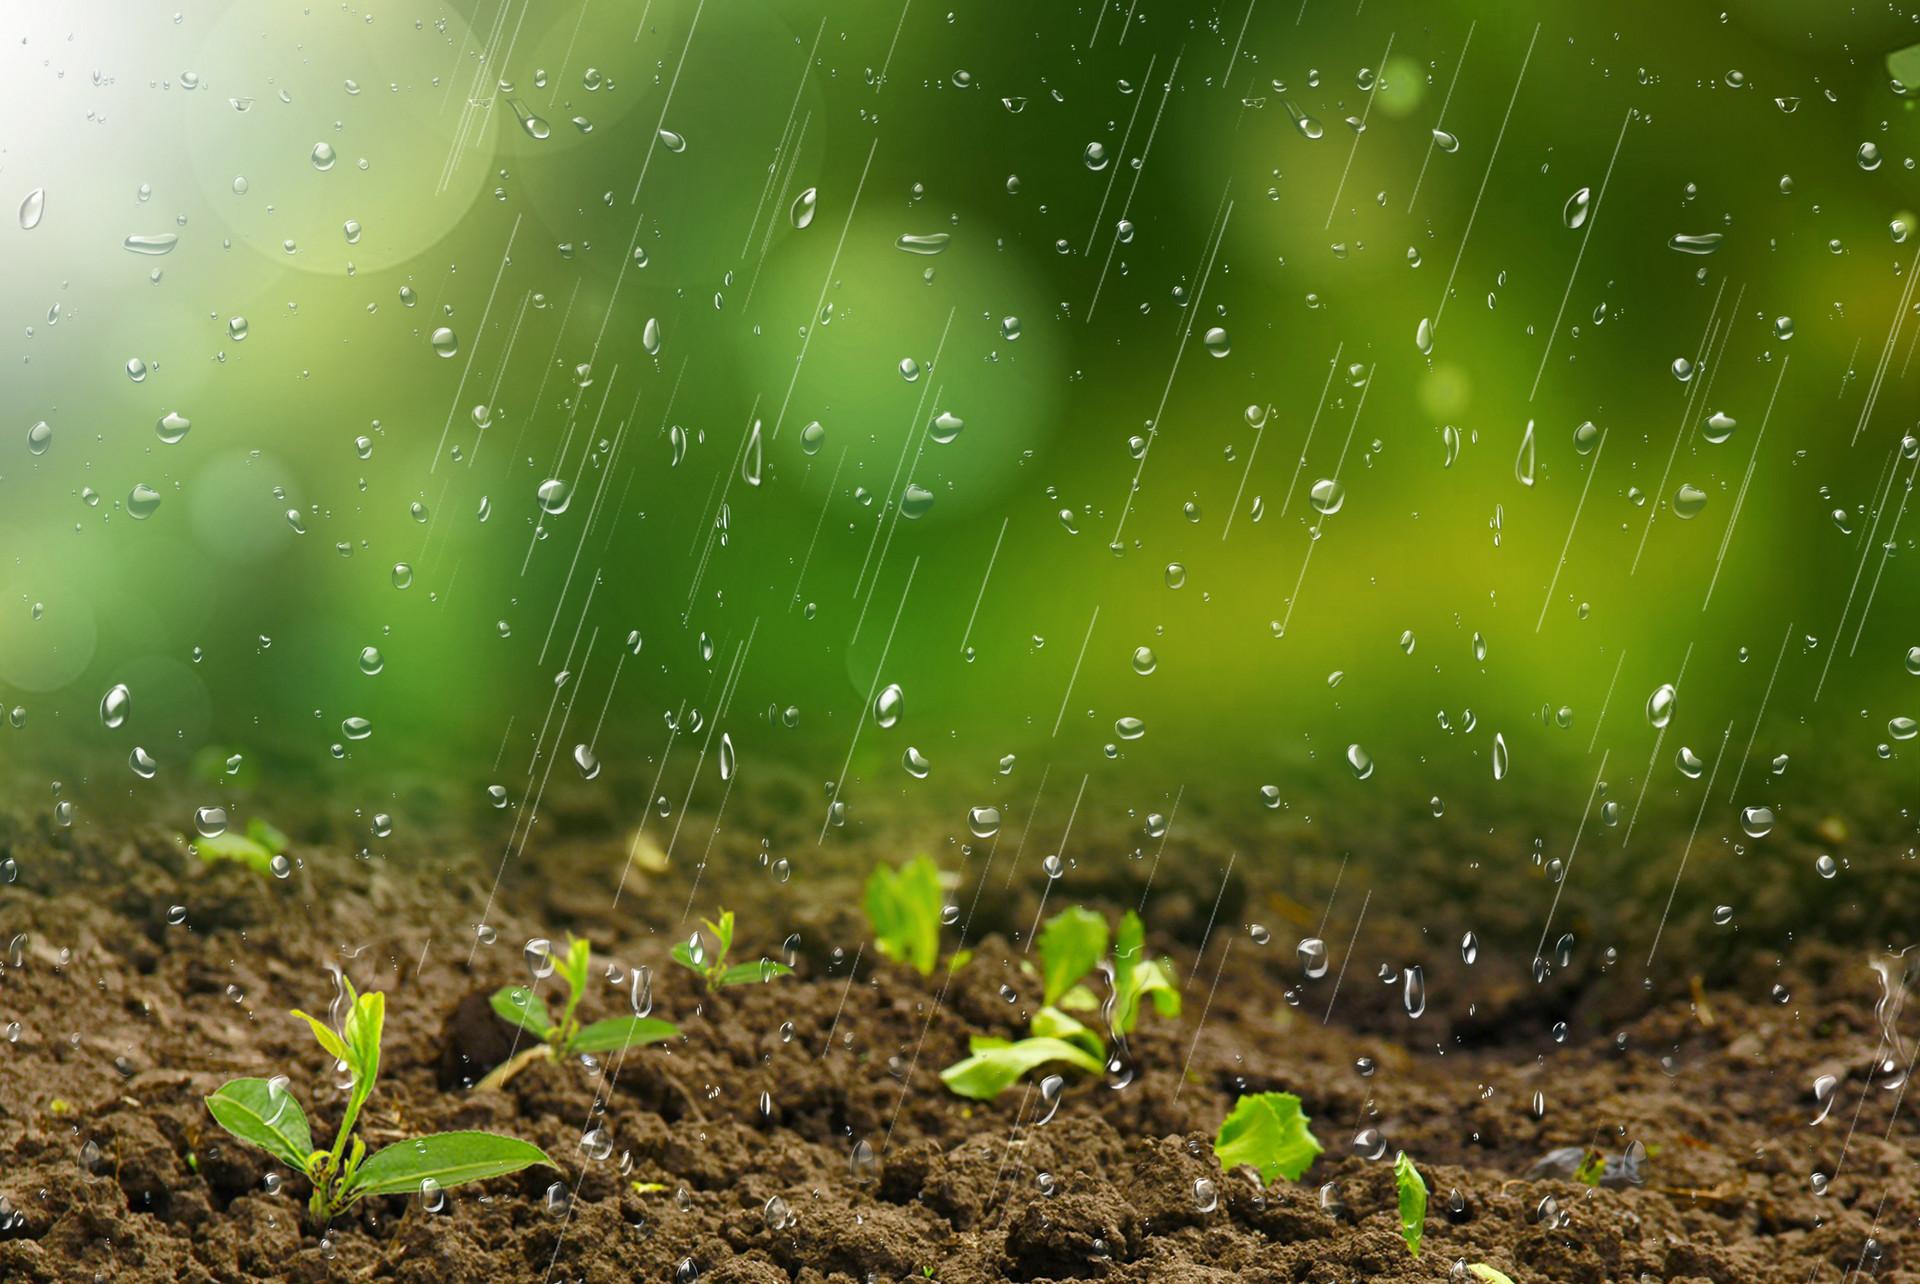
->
[704,911,735,959]
[939,1036,1104,1101]
[1038,907,1108,1007]
[1057,984,1100,1011]
[863,856,944,976]
[716,959,793,987]
[669,940,704,974]
[346,1131,556,1198]
[1031,1005,1105,1060]
[1112,910,1146,998]
[1467,1268,1516,1284]
[205,1078,313,1170]
[344,990,384,1086]
[1117,959,1180,1034]
[1394,1151,1428,1257]
[560,937,592,995]
[192,831,277,876]
[569,1016,679,1053]
[245,817,290,856]
[335,989,384,1146]
[1213,1092,1324,1185]
[1573,1149,1606,1186]
[1890,42,1920,88]
[289,1009,350,1065]
[490,986,552,1037]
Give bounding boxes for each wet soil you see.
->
[0,779,1914,1283]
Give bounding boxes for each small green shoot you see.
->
[669,910,794,991]
[1393,1150,1427,1257]
[1038,906,1108,1006]
[190,817,290,877]
[1213,1091,1324,1184]
[192,830,277,876]
[863,856,945,975]
[938,1036,1105,1101]
[481,936,678,1091]
[1573,1148,1606,1186]
[1110,910,1179,1036]
[205,979,554,1225]
[940,905,1181,1100]
[1466,1267,1516,1284]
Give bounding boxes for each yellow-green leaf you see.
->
[346,1131,555,1198]
[1214,1091,1324,1185]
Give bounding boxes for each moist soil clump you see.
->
[0,803,1910,1283]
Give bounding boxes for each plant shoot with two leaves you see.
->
[479,935,678,1091]
[204,978,553,1225]
[670,909,794,991]
[941,905,1181,1100]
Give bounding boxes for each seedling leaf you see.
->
[670,940,703,972]
[1038,907,1108,1007]
[490,986,553,1037]
[570,1016,679,1053]
[1890,42,1920,88]
[939,1035,1104,1100]
[704,911,735,959]
[347,1131,556,1198]
[1111,910,1180,1034]
[1394,1151,1427,1257]
[334,989,384,1152]
[864,856,944,975]
[246,817,291,856]
[717,959,793,987]
[290,1009,350,1065]
[193,831,277,876]
[205,1078,314,1170]
[1214,1092,1324,1185]
[559,936,591,995]
[1467,1268,1516,1284]
[1031,1005,1105,1060]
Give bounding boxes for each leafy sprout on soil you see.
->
[669,909,794,991]
[204,978,554,1225]
[1393,1150,1427,1256]
[1466,1267,1517,1284]
[190,817,290,878]
[478,935,678,1092]
[1212,1091,1324,1184]
[865,856,972,975]
[939,905,1180,1099]
[1573,1148,1607,1186]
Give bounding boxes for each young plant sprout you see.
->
[941,905,1181,1099]
[1212,1091,1325,1185]
[1393,1150,1428,1256]
[864,856,972,975]
[670,909,794,991]
[478,935,678,1091]
[864,856,944,975]
[205,978,553,1225]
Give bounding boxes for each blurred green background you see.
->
[2,0,1917,849]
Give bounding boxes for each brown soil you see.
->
[0,787,1912,1284]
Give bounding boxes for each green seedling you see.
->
[205,978,554,1225]
[189,817,291,878]
[478,935,678,1092]
[1213,1091,1324,1184]
[1393,1150,1427,1256]
[1466,1267,1516,1284]
[669,909,794,991]
[940,905,1179,1100]
[1573,1148,1606,1186]
[863,856,946,976]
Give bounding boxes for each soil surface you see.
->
[0,777,1914,1283]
